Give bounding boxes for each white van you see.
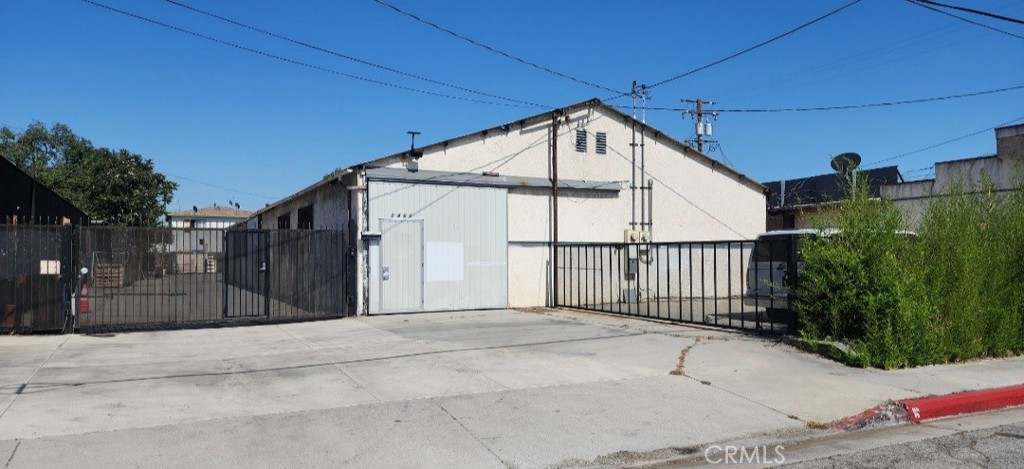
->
[743,229,836,311]
[743,228,915,311]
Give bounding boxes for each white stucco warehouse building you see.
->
[244,99,767,315]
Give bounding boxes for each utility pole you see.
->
[550,112,560,306]
[695,99,703,153]
[681,98,718,154]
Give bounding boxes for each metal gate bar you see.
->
[554,240,798,334]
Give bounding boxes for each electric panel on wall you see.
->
[367,180,508,314]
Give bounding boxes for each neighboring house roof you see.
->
[0,155,90,224]
[168,205,252,219]
[248,98,763,220]
[764,166,903,210]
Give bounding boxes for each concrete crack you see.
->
[684,374,807,425]
[274,325,382,403]
[3,440,19,469]
[436,401,515,469]
[669,337,704,376]
[0,336,70,423]
[662,337,808,424]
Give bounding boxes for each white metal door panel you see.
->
[368,181,507,313]
[379,219,423,313]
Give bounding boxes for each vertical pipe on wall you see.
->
[647,179,654,240]
[630,81,637,229]
[551,113,560,307]
[640,114,646,232]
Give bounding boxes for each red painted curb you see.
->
[903,384,1024,423]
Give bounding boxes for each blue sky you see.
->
[2,0,1022,212]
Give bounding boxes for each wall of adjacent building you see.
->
[884,156,1022,228]
[253,181,350,230]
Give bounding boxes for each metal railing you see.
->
[554,240,798,334]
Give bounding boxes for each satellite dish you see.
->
[830,152,862,173]
[192,205,198,213]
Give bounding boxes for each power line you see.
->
[701,15,979,101]
[80,0,541,109]
[614,84,1024,113]
[705,84,1024,112]
[864,114,1024,167]
[903,165,936,174]
[907,0,1024,40]
[715,142,736,169]
[164,172,280,200]
[369,0,624,95]
[911,0,1024,25]
[610,0,864,100]
[161,0,547,108]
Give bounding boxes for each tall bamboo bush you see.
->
[793,174,1024,368]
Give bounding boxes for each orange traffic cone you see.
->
[79,282,90,314]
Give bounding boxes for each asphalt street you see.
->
[781,410,1024,469]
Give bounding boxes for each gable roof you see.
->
[169,205,252,219]
[0,155,90,224]
[247,99,766,221]
[362,98,763,190]
[764,166,903,210]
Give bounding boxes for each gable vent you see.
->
[595,132,607,154]
[575,129,587,153]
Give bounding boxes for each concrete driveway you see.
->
[1,309,1022,468]
[0,309,801,468]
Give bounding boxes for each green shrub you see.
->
[793,174,1024,368]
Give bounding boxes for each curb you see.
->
[832,403,909,431]
[902,384,1024,423]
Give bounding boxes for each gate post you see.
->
[786,236,800,334]
[222,231,228,319]
[264,231,271,318]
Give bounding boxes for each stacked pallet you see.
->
[94,263,127,287]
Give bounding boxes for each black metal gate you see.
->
[224,230,269,319]
[0,224,74,333]
[554,240,798,334]
[73,226,348,331]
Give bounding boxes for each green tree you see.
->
[1,122,177,225]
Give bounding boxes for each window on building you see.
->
[256,214,263,229]
[297,205,314,229]
[575,129,587,153]
[277,213,291,229]
[595,132,607,154]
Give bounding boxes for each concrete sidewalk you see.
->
[0,309,1021,468]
